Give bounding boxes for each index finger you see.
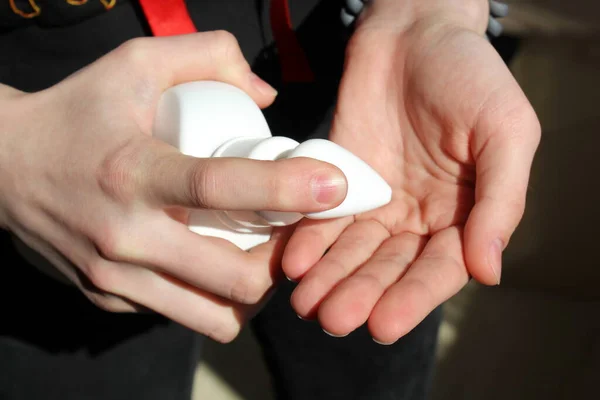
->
[103,212,290,305]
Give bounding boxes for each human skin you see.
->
[284,0,541,344]
[0,31,348,343]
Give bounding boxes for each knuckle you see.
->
[207,320,241,344]
[508,197,527,222]
[405,276,436,314]
[265,164,294,209]
[93,225,127,261]
[115,38,155,72]
[229,265,271,304]
[206,30,245,66]
[244,278,270,304]
[265,181,284,209]
[500,102,542,148]
[524,108,542,146]
[96,140,142,203]
[327,257,351,278]
[85,259,117,292]
[188,162,218,208]
[481,194,526,226]
[210,30,240,52]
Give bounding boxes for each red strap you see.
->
[270,0,314,82]
[137,0,313,82]
[137,0,197,36]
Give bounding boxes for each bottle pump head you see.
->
[153,81,392,249]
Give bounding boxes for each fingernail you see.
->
[489,239,504,285]
[311,173,347,205]
[323,329,348,338]
[373,337,395,346]
[249,72,278,97]
[286,275,297,283]
[297,314,308,321]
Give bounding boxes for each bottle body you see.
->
[154,81,280,250]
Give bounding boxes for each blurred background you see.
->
[192,1,600,399]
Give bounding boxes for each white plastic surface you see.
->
[287,139,392,219]
[153,81,392,250]
[154,81,272,157]
[154,81,273,250]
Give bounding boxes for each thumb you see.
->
[113,31,277,109]
[465,102,541,285]
[140,146,348,213]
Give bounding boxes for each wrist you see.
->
[356,0,489,36]
[0,85,27,229]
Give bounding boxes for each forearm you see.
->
[356,0,490,35]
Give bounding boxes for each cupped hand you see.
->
[0,31,347,343]
[283,17,541,343]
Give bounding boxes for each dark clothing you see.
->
[0,1,441,399]
[0,240,201,399]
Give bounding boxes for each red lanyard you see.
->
[137,0,314,83]
[269,0,314,82]
[137,0,196,36]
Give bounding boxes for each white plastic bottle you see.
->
[153,80,392,250]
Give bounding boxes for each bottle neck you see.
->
[213,136,300,161]
[212,136,304,230]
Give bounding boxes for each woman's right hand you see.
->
[0,31,347,342]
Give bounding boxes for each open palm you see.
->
[282,23,540,344]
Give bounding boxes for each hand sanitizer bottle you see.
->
[153,81,392,250]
